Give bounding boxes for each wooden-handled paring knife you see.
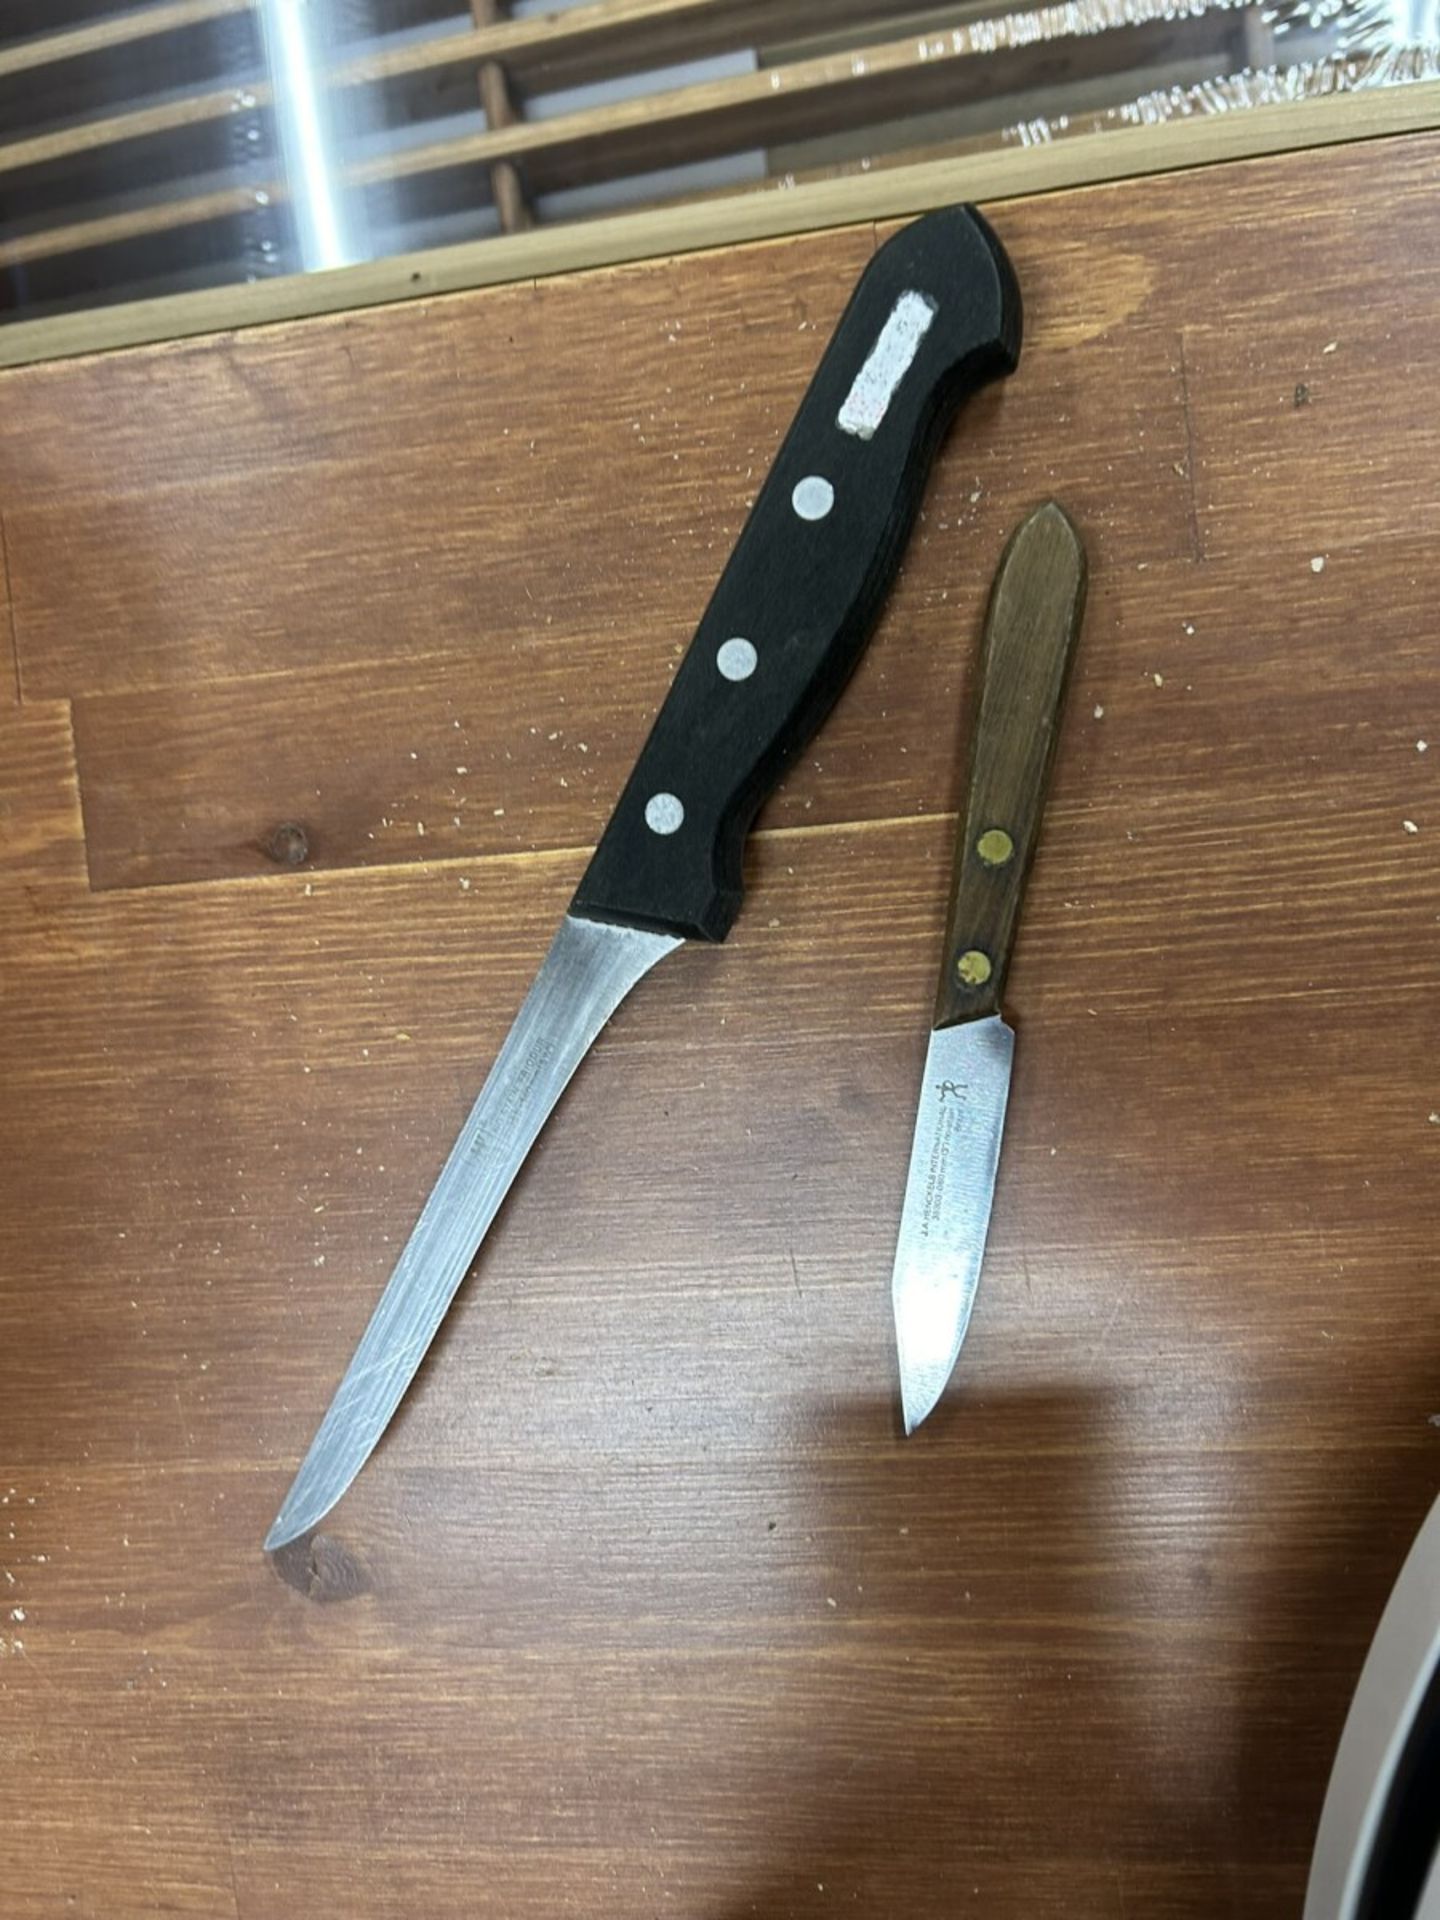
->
[266,205,1023,1549]
[891,500,1086,1432]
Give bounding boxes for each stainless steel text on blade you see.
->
[891,1014,1013,1435]
[265,915,680,1550]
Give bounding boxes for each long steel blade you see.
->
[891,1012,1013,1434]
[265,913,681,1549]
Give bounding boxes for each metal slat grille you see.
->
[0,0,1416,327]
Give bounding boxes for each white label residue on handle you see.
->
[836,290,937,441]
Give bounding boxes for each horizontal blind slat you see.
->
[0,0,250,83]
[357,0,1251,184]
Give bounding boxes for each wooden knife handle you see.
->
[934,500,1086,1029]
[570,204,1022,942]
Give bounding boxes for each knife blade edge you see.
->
[265,913,680,1549]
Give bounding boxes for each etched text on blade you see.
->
[264,914,682,1550]
[892,1015,1013,1432]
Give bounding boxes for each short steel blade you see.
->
[891,1013,1013,1433]
[265,913,681,1550]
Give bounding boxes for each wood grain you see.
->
[3,131,1440,1920]
[7,209,1194,710]
[0,515,17,706]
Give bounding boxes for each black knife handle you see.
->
[570,204,1022,942]
[933,501,1086,1029]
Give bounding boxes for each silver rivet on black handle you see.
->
[571,203,1023,944]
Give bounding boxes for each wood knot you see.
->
[264,822,310,867]
[269,1530,369,1604]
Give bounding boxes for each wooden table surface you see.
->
[3,130,1439,1920]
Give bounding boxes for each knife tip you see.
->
[899,1375,942,1438]
[263,1515,299,1554]
[1011,498,1087,591]
[264,1491,322,1555]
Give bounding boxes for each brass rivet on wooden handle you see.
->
[955,948,993,987]
[976,827,1015,867]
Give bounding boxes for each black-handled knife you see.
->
[266,205,1023,1550]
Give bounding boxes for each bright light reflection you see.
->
[261,0,352,270]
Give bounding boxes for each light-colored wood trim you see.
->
[3,82,1438,370]
[0,0,250,82]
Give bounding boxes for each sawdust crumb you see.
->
[1093,704,1104,720]
[1310,555,1326,574]
[1152,673,1164,688]
[1404,820,1419,834]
